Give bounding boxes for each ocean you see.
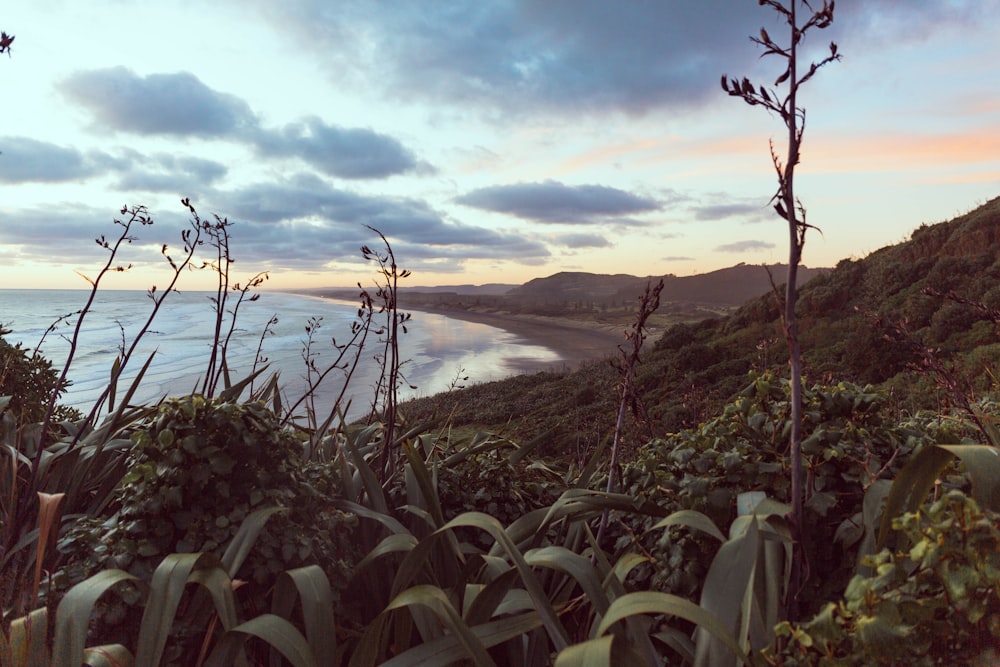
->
[0,289,560,421]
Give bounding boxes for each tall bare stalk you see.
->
[595,278,663,548]
[722,0,840,620]
[361,228,412,479]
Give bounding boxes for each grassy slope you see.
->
[400,196,1000,459]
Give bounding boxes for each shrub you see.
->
[62,395,359,637]
[0,327,80,426]
[767,490,1000,665]
[616,372,939,611]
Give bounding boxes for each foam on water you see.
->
[0,289,560,420]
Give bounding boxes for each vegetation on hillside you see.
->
[3,4,1000,665]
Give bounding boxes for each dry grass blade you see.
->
[32,491,65,606]
[81,644,134,667]
[5,607,50,667]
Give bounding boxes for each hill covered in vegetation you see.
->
[304,263,829,330]
[401,197,1000,456]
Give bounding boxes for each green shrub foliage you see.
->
[616,372,946,610]
[63,395,359,626]
[0,327,80,425]
[767,490,1000,666]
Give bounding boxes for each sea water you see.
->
[0,289,560,420]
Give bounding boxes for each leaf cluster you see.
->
[60,395,360,638]
[766,490,1000,665]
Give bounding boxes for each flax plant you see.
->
[722,0,840,619]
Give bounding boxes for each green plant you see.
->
[764,490,1000,665]
[61,394,359,635]
[616,373,934,613]
[4,508,339,667]
[0,328,79,429]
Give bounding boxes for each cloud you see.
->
[714,240,776,253]
[661,255,694,262]
[200,173,551,271]
[253,117,430,179]
[555,233,609,248]
[116,155,228,195]
[0,205,167,265]
[254,1,764,117]
[60,67,259,137]
[251,0,998,120]
[59,69,428,180]
[456,180,660,224]
[691,202,771,223]
[0,137,103,182]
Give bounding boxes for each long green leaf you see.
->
[341,423,389,512]
[186,565,240,631]
[464,568,521,625]
[380,611,544,667]
[383,585,497,667]
[52,570,139,667]
[695,519,760,667]
[939,444,1000,510]
[554,635,614,667]
[648,509,726,543]
[401,440,446,528]
[595,592,747,664]
[441,512,571,651]
[135,552,221,665]
[271,566,337,666]
[524,546,611,618]
[204,614,318,667]
[354,533,420,573]
[220,506,285,576]
[878,444,958,548]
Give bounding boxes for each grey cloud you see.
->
[253,117,430,179]
[715,240,776,253]
[0,137,101,182]
[692,203,770,223]
[456,180,659,224]
[0,205,172,265]
[116,155,228,195]
[250,0,996,119]
[555,233,609,249]
[202,174,550,270]
[661,255,694,262]
[255,1,765,116]
[60,67,259,137]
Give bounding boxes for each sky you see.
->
[1,0,999,291]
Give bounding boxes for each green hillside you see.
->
[401,196,1000,454]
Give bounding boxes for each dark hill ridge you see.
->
[507,264,828,308]
[384,264,830,327]
[294,264,829,320]
[401,195,1000,453]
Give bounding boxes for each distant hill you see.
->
[510,264,829,308]
[306,263,830,323]
[401,195,1000,452]
[402,283,517,296]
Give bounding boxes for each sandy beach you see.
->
[402,305,627,372]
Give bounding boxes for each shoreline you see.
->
[284,290,625,373]
[405,305,626,372]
